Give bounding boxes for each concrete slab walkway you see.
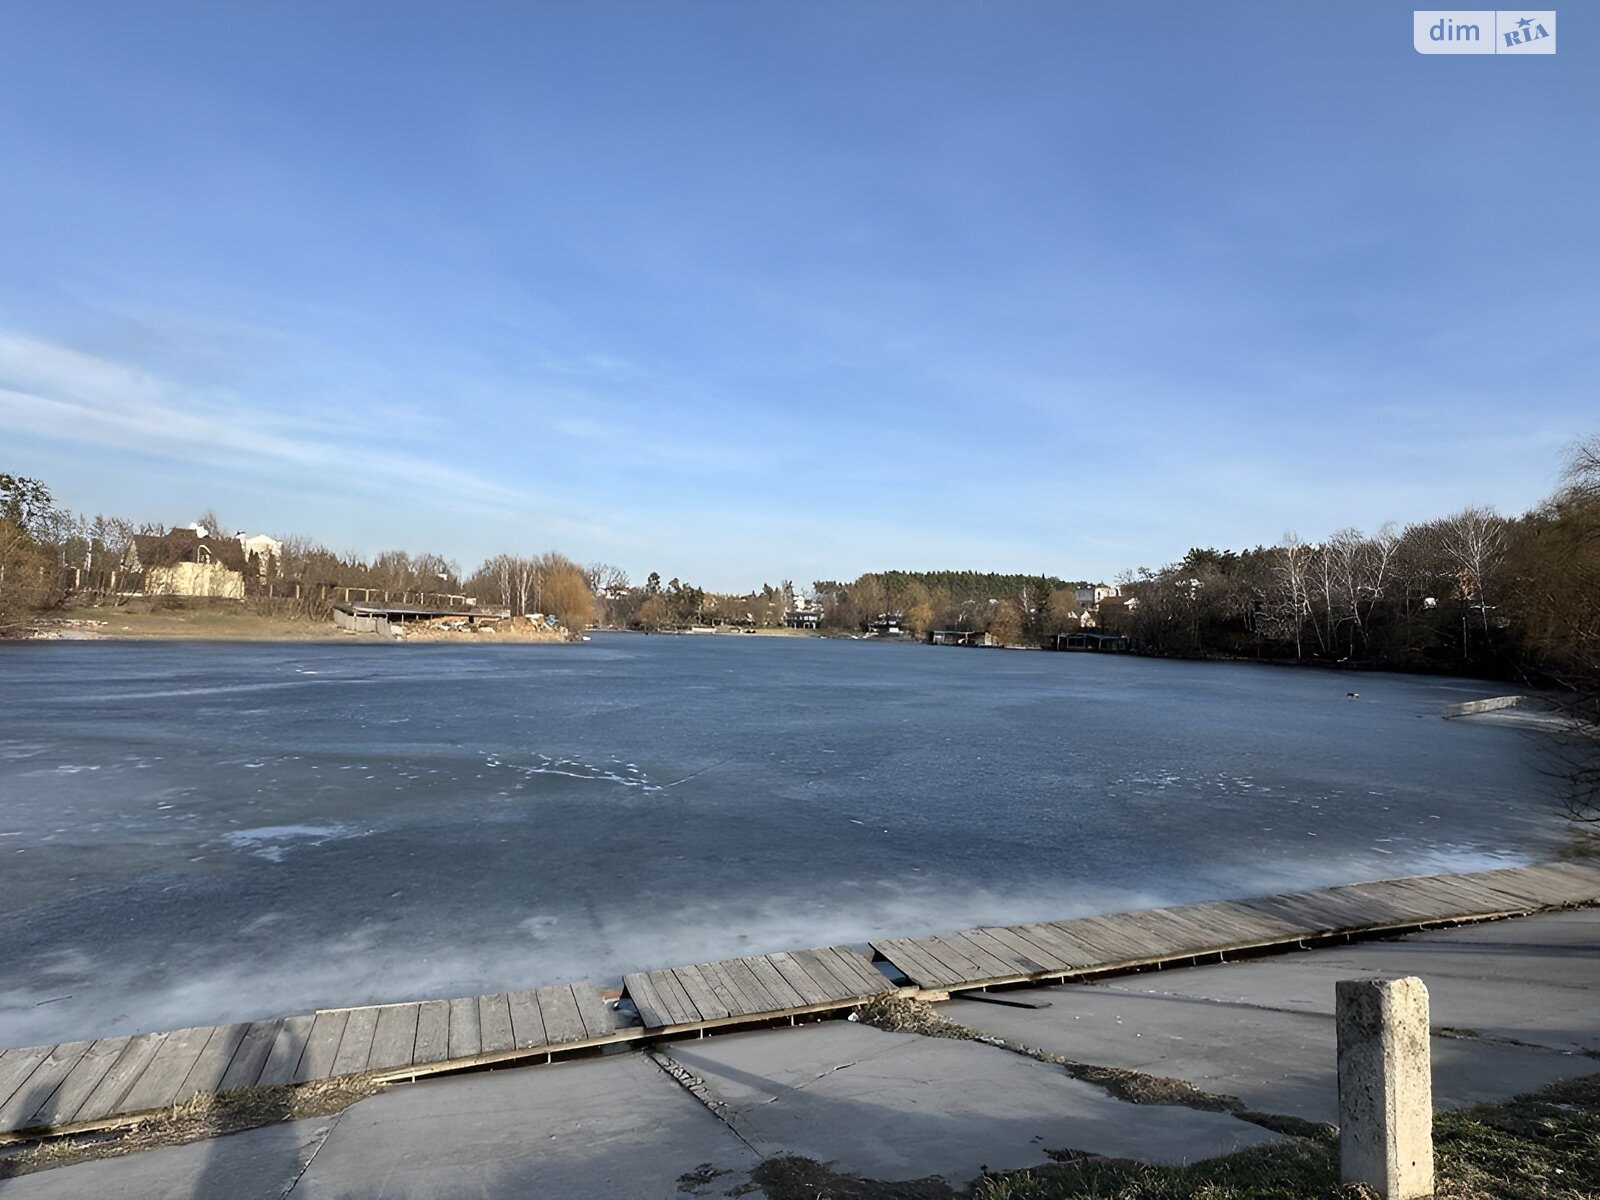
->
[945,908,1600,1127]
[0,1118,331,1199]
[656,1022,1278,1182]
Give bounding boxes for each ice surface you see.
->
[0,637,1569,1046]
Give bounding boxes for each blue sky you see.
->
[2,2,1595,590]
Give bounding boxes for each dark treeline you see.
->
[812,571,1088,641]
[1103,438,1599,696]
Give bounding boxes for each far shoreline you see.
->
[9,606,834,645]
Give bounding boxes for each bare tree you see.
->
[1439,506,1508,648]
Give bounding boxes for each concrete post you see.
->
[1336,976,1434,1199]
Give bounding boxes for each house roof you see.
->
[131,529,249,573]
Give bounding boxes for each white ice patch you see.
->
[217,824,363,862]
[489,753,666,794]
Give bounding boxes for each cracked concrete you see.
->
[0,1118,334,1199]
[285,1053,760,1200]
[946,907,1600,1127]
[657,1021,1280,1183]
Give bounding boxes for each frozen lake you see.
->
[0,634,1567,1046]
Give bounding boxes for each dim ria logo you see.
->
[1414,10,1555,53]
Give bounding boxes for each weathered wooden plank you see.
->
[1469,868,1570,907]
[954,928,1051,976]
[1034,918,1127,964]
[701,960,761,1015]
[1148,903,1236,943]
[979,925,1074,973]
[26,1036,130,1129]
[413,1000,450,1065]
[1233,893,1341,935]
[938,932,1023,981]
[765,952,831,1007]
[819,946,891,996]
[121,1025,214,1113]
[1425,875,1539,913]
[1383,877,1489,920]
[257,1015,315,1087]
[915,934,995,984]
[176,1023,250,1101]
[366,1006,420,1072]
[784,947,855,996]
[0,1041,91,1130]
[537,985,587,1044]
[571,982,615,1040]
[1000,923,1093,970]
[1530,860,1600,898]
[293,1011,350,1085]
[1084,912,1174,958]
[0,1045,53,1118]
[650,970,700,1027]
[1334,881,1430,922]
[1287,886,1394,926]
[331,1008,380,1077]
[506,990,548,1048]
[477,994,515,1055]
[446,997,480,1061]
[1048,917,1147,964]
[1125,907,1233,957]
[1493,864,1600,904]
[672,964,732,1021]
[73,1032,168,1124]
[1039,917,1135,963]
[743,956,808,1011]
[621,973,673,1030]
[719,958,780,1012]
[871,939,957,989]
[220,1020,283,1091]
[1190,900,1307,941]
[694,960,748,1014]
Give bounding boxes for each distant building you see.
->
[1052,631,1130,653]
[1074,583,1120,607]
[785,608,821,629]
[928,629,992,647]
[124,526,280,599]
[238,533,283,567]
[867,611,903,635]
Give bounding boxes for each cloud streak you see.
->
[0,332,526,513]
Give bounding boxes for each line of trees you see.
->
[5,434,1599,682]
[811,571,1090,643]
[1101,439,1598,687]
[464,552,596,637]
[0,476,599,640]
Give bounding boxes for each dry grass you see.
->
[43,604,346,641]
[0,1077,383,1179]
[973,1074,1600,1200]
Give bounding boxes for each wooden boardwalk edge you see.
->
[1,859,1595,1141]
[869,861,1600,993]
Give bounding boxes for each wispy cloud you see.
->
[0,332,526,512]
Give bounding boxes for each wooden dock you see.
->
[0,981,622,1142]
[870,861,1600,992]
[622,946,906,1033]
[1,860,1596,1141]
